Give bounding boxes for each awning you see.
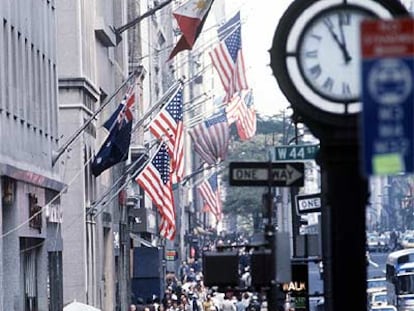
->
[63,300,101,311]
[130,233,155,247]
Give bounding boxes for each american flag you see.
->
[198,173,222,222]
[235,89,256,140]
[209,12,248,103]
[135,143,176,240]
[149,87,184,182]
[225,94,243,125]
[188,109,229,165]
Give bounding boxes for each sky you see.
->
[240,1,294,117]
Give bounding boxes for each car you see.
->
[370,305,397,311]
[403,237,414,249]
[378,235,389,252]
[367,277,387,294]
[367,235,381,252]
[370,291,388,307]
[400,235,414,249]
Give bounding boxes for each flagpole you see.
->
[91,141,162,219]
[87,152,149,217]
[115,0,173,35]
[88,139,160,218]
[52,70,142,166]
[89,75,183,217]
[180,162,224,187]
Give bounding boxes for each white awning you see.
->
[63,300,101,311]
[130,233,155,247]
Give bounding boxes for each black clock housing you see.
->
[270,0,409,128]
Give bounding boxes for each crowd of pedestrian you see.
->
[128,257,267,311]
[128,232,269,311]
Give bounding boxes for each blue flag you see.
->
[91,92,135,176]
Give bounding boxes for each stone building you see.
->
[0,1,64,310]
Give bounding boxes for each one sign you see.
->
[229,162,304,187]
[272,144,319,162]
[295,193,321,214]
[361,18,414,175]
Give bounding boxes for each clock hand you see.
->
[338,19,352,63]
[324,22,352,64]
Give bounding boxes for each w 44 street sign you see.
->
[229,162,304,187]
[272,144,319,162]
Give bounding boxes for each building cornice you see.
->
[59,77,101,101]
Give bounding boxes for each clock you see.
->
[270,0,408,127]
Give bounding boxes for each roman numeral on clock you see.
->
[342,82,351,96]
[305,50,318,58]
[309,65,321,78]
[322,77,334,91]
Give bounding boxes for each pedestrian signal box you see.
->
[251,249,272,288]
[202,251,239,288]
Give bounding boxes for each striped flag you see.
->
[149,87,184,182]
[209,12,248,103]
[225,94,243,125]
[188,109,229,165]
[235,89,256,140]
[198,173,222,222]
[135,143,176,240]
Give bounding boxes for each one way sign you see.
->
[229,162,304,187]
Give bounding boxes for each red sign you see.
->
[361,18,414,58]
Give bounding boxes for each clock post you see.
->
[307,121,369,311]
[269,0,409,310]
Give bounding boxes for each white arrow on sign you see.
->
[271,164,303,185]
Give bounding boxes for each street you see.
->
[306,251,388,311]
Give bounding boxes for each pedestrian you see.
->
[247,295,260,311]
[202,294,215,311]
[129,304,137,311]
[235,294,246,311]
[221,296,236,311]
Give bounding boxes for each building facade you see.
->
[0,1,65,310]
[56,0,129,309]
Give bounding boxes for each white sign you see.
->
[296,193,321,214]
[300,224,319,235]
[231,165,303,186]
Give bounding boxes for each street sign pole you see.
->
[230,161,303,311]
[264,161,278,311]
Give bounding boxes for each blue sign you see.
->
[361,19,414,175]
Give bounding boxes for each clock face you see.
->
[297,7,374,103]
[270,0,409,126]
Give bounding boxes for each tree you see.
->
[222,115,286,232]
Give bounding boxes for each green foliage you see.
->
[222,115,286,231]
